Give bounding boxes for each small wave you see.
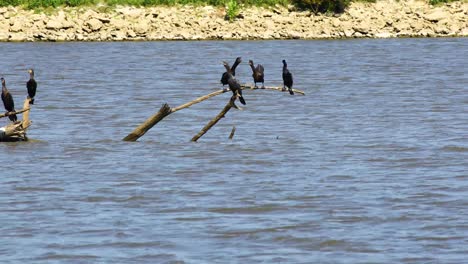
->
[441,146,468,152]
[209,205,286,214]
[38,253,97,260]
[14,187,64,192]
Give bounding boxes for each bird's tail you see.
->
[238,95,246,105]
[289,88,294,95]
[236,90,246,105]
[9,113,17,122]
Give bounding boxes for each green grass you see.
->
[428,0,459,4]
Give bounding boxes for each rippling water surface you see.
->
[0,39,467,263]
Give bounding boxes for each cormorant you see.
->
[1,77,17,122]
[221,57,242,88]
[282,60,294,95]
[223,61,246,105]
[248,60,264,88]
[27,68,37,104]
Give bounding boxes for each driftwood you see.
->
[123,85,305,142]
[0,99,31,142]
[229,126,236,140]
[0,107,30,119]
[241,85,306,96]
[123,103,172,142]
[191,96,236,142]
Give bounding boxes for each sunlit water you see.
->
[0,38,467,263]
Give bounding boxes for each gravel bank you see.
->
[0,0,467,41]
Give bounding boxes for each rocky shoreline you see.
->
[0,0,467,41]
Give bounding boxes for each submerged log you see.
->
[0,99,31,142]
[123,85,305,142]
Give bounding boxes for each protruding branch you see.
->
[171,89,227,113]
[0,107,30,119]
[123,103,172,142]
[22,98,31,128]
[191,96,236,142]
[241,85,306,95]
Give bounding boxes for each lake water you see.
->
[0,38,467,263]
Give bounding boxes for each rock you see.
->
[95,16,111,24]
[111,31,126,41]
[117,7,144,18]
[84,18,103,32]
[0,32,9,41]
[273,8,282,15]
[133,23,149,35]
[46,20,63,30]
[0,1,466,42]
[419,28,435,37]
[288,31,301,39]
[127,29,137,38]
[10,21,24,33]
[393,21,410,32]
[375,32,392,38]
[353,25,369,34]
[354,32,364,38]
[344,30,354,38]
[424,9,449,22]
[460,27,468,36]
[434,25,449,35]
[9,32,28,42]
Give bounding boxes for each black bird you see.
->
[282,60,294,95]
[1,77,17,122]
[223,61,246,105]
[27,68,37,104]
[221,57,242,88]
[248,60,264,88]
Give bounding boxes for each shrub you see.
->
[66,0,96,6]
[26,0,64,9]
[429,0,458,5]
[0,0,21,7]
[225,0,240,22]
[292,0,350,14]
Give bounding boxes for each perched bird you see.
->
[223,61,246,105]
[221,57,242,88]
[1,77,17,122]
[282,60,294,95]
[26,68,37,104]
[248,60,264,88]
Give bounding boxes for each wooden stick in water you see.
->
[0,99,31,142]
[191,96,236,142]
[229,126,236,140]
[122,103,172,142]
[22,98,31,128]
[122,85,305,141]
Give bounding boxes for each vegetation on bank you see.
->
[0,0,464,13]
